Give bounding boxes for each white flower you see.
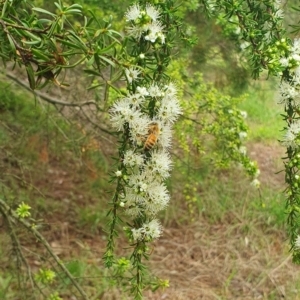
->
[158,95,182,123]
[110,98,146,131]
[144,181,170,215]
[239,131,247,140]
[159,122,173,149]
[164,82,178,97]
[131,219,162,241]
[123,150,144,167]
[278,81,300,106]
[295,235,300,250]
[254,169,260,178]
[148,83,163,97]
[144,21,165,44]
[279,57,289,67]
[125,4,141,22]
[124,93,145,109]
[126,25,144,39]
[239,146,247,155]
[145,4,160,21]
[124,171,170,217]
[128,114,151,144]
[145,150,172,178]
[291,53,300,63]
[110,98,132,130]
[115,170,122,177]
[125,67,141,83]
[281,121,300,148]
[136,86,149,97]
[251,179,260,189]
[240,110,247,119]
[131,228,143,241]
[143,219,162,239]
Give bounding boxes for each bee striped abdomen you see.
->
[144,123,160,150]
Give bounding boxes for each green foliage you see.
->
[15,202,31,218]
[35,268,56,285]
[0,0,121,90]
[168,59,259,179]
[198,0,287,80]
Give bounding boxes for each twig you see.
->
[5,71,98,107]
[0,198,90,300]
[0,208,47,298]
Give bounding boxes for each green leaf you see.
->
[98,55,115,67]
[31,48,50,61]
[32,7,56,17]
[6,34,16,55]
[83,69,102,76]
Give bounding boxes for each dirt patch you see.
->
[248,142,285,188]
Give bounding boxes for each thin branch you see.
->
[0,198,90,300]
[5,71,97,107]
[0,208,47,298]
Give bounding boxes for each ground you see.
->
[1,122,298,300]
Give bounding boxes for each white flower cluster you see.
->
[125,3,165,44]
[110,82,180,147]
[110,82,181,242]
[278,39,300,148]
[131,219,162,241]
[279,38,300,75]
[281,121,300,149]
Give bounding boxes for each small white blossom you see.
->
[158,122,173,149]
[124,93,145,108]
[145,150,172,178]
[145,4,160,21]
[131,219,162,241]
[279,57,289,67]
[251,179,261,189]
[125,4,141,22]
[128,114,151,144]
[281,121,300,149]
[148,83,163,97]
[158,96,182,123]
[240,110,247,119]
[115,170,122,177]
[123,150,144,167]
[125,67,141,83]
[126,24,144,39]
[254,169,260,178]
[239,131,247,139]
[144,21,165,43]
[239,146,247,155]
[164,82,178,97]
[136,86,149,97]
[278,81,299,105]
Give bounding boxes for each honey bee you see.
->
[144,122,160,150]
